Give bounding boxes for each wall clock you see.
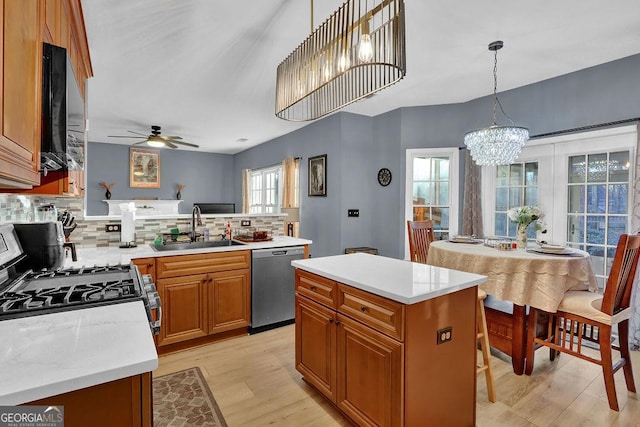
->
[377,168,392,186]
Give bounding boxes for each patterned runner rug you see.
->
[153,367,228,427]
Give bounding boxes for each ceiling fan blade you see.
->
[171,140,200,148]
[108,135,146,138]
[132,140,149,145]
[164,135,183,140]
[165,141,178,149]
[127,130,150,136]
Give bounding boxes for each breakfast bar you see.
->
[291,253,487,426]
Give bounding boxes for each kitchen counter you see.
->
[291,252,486,304]
[65,235,312,268]
[0,301,158,405]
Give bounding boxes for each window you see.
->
[249,165,282,214]
[494,162,540,238]
[405,148,459,258]
[483,125,636,291]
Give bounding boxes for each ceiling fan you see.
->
[108,125,199,149]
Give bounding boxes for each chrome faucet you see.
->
[191,205,202,242]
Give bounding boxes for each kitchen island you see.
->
[0,301,157,425]
[292,253,487,426]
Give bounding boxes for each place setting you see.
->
[526,241,583,257]
[448,235,483,244]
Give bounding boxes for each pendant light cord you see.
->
[492,49,498,126]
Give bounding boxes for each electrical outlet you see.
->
[436,327,453,344]
[241,220,251,226]
[348,209,359,217]
[105,224,121,233]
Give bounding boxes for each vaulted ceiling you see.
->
[81,0,640,154]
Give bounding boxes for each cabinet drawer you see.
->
[338,284,405,341]
[295,270,337,309]
[156,250,250,279]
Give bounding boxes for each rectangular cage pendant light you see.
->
[275,0,406,121]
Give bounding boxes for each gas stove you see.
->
[0,224,161,334]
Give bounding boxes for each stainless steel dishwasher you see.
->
[250,246,305,333]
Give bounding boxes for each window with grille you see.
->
[249,166,282,214]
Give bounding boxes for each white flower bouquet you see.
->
[507,206,546,232]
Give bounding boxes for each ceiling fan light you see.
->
[146,136,165,148]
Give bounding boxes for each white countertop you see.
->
[65,236,312,268]
[291,253,487,304]
[0,301,158,405]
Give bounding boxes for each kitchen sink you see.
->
[150,240,245,252]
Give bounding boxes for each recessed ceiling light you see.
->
[236,138,249,143]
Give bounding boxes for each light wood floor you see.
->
[155,325,640,426]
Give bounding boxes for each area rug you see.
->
[153,367,228,427]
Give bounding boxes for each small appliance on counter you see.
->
[0,224,161,334]
[119,202,137,248]
[12,222,66,271]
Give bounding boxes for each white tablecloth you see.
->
[426,241,597,312]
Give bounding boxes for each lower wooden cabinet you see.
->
[157,273,208,346]
[132,257,155,282]
[28,373,152,427]
[336,314,403,427]
[295,294,337,400]
[150,251,251,348]
[295,269,477,426]
[207,269,251,334]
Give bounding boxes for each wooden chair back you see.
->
[601,233,640,315]
[407,220,435,264]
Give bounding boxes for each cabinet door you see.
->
[156,274,207,346]
[132,257,156,282]
[295,294,337,402]
[207,269,250,334]
[336,314,404,427]
[0,0,41,187]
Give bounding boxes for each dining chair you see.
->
[407,220,434,264]
[525,233,640,411]
[477,288,497,402]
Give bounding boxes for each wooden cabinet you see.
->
[207,268,251,334]
[29,372,152,427]
[295,269,477,426]
[155,251,251,348]
[157,273,208,345]
[1,0,91,193]
[132,257,156,282]
[295,294,337,401]
[0,0,42,188]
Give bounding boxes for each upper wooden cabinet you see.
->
[0,0,42,188]
[0,0,92,193]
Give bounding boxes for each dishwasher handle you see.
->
[252,246,305,259]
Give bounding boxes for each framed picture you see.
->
[130,147,161,188]
[308,154,327,196]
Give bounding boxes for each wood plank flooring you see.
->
[155,325,640,426]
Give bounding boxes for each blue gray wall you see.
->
[233,53,640,259]
[85,54,640,257]
[86,142,235,215]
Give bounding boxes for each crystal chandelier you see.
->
[464,41,529,165]
[275,0,406,121]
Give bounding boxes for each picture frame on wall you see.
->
[308,154,327,196]
[130,147,161,188]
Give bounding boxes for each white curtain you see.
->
[281,157,300,236]
[630,122,640,349]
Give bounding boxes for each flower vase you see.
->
[105,189,111,200]
[516,224,528,249]
[176,190,181,200]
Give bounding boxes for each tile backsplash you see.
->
[0,195,285,248]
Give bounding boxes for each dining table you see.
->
[426,239,598,375]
